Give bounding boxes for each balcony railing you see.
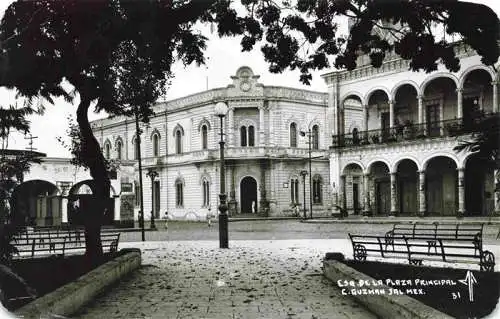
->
[331,116,492,149]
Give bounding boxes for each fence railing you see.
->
[331,115,496,148]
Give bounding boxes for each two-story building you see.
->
[90,42,499,221]
[324,43,499,217]
[91,66,331,220]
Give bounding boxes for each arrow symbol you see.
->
[459,270,478,302]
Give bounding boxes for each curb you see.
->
[15,248,141,318]
[229,216,301,222]
[305,218,500,225]
[322,257,453,319]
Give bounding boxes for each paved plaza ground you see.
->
[74,239,378,319]
[73,234,500,319]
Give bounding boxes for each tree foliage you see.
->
[454,112,500,168]
[0,0,497,258]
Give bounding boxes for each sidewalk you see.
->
[303,215,500,225]
[74,240,378,319]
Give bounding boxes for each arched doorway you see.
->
[11,180,60,226]
[396,160,418,214]
[465,155,494,216]
[368,162,390,215]
[68,180,115,226]
[425,156,457,215]
[240,176,257,214]
[342,163,364,215]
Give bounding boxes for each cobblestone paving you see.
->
[74,239,377,319]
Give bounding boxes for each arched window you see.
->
[240,126,247,146]
[313,175,323,204]
[116,140,122,160]
[175,179,184,207]
[104,141,111,159]
[312,125,319,150]
[201,125,208,150]
[248,125,255,146]
[290,123,297,147]
[175,130,182,154]
[290,177,299,204]
[202,178,210,207]
[152,133,160,157]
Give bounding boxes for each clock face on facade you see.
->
[240,81,251,92]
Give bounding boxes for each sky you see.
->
[2,0,500,157]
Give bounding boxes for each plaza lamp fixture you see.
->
[300,129,313,219]
[299,170,308,219]
[146,169,159,230]
[135,111,146,241]
[214,101,229,248]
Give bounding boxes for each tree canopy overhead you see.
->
[0,0,498,258]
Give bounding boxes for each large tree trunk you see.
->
[76,97,110,262]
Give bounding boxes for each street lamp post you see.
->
[300,129,313,219]
[300,170,308,219]
[214,101,229,249]
[146,169,158,230]
[135,111,145,241]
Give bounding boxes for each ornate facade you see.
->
[323,43,499,217]
[91,66,331,220]
[88,44,499,221]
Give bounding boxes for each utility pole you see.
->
[24,133,38,152]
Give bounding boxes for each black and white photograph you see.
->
[0,0,499,318]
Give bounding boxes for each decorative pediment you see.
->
[197,118,212,131]
[172,124,185,136]
[150,128,161,140]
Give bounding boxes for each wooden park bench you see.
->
[384,223,483,256]
[348,232,495,272]
[12,230,120,259]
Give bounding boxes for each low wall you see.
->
[15,248,141,318]
[323,256,452,319]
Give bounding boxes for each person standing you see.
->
[164,211,169,230]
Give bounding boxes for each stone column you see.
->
[269,160,277,215]
[456,88,463,119]
[363,173,371,216]
[340,174,347,214]
[417,95,424,136]
[114,196,121,225]
[259,106,265,147]
[418,170,426,215]
[259,161,267,215]
[417,95,423,124]
[389,100,395,128]
[363,105,369,132]
[492,81,498,113]
[268,105,274,147]
[61,197,68,226]
[228,107,234,146]
[390,172,398,216]
[457,168,465,217]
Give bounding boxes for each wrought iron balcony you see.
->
[330,116,494,149]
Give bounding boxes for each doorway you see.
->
[426,104,440,137]
[376,181,390,215]
[463,96,480,131]
[153,180,160,218]
[381,112,390,141]
[352,183,360,214]
[240,177,257,214]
